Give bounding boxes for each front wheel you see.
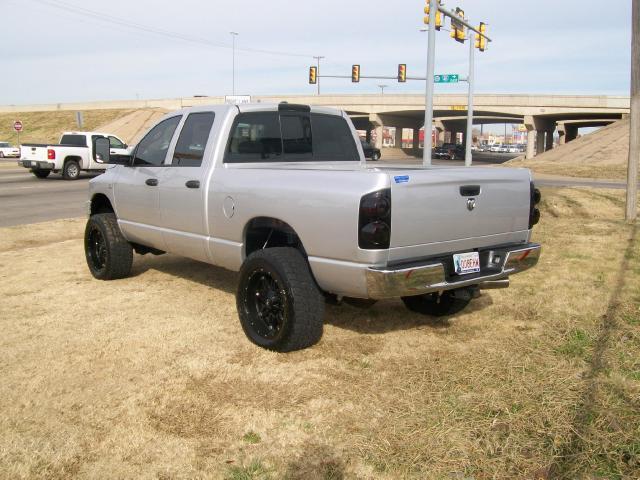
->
[63,160,80,180]
[401,290,471,317]
[31,169,50,179]
[236,247,324,352]
[0,152,4,158]
[84,213,133,280]
[371,152,380,161]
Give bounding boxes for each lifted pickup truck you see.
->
[19,131,129,179]
[85,103,541,351]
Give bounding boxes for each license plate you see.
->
[453,252,480,275]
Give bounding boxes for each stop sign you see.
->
[13,120,23,132]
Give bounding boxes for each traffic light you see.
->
[475,22,487,52]
[309,66,317,84]
[397,64,407,83]
[351,64,360,83]
[450,7,466,43]
[423,2,442,29]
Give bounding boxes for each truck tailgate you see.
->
[387,167,531,260]
[20,145,49,161]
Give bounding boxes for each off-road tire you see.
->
[63,159,80,180]
[402,291,471,317]
[31,169,51,179]
[84,213,133,280]
[237,247,324,352]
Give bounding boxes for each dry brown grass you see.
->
[0,188,638,479]
[0,110,134,145]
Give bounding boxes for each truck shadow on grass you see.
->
[131,254,493,335]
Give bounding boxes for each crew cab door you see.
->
[114,115,182,250]
[156,111,216,262]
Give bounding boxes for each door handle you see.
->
[145,178,158,186]
[185,180,200,189]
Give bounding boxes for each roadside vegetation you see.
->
[0,109,133,145]
[0,187,638,478]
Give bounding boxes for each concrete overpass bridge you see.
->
[1,93,629,158]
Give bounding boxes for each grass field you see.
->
[0,110,134,145]
[0,188,638,479]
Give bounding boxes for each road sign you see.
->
[434,74,459,83]
[13,120,23,132]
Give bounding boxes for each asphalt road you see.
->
[0,155,632,228]
[0,164,97,227]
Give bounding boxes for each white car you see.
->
[0,142,20,158]
[508,145,520,153]
[490,144,503,153]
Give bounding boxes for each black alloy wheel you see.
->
[244,268,287,340]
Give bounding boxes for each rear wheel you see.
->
[31,169,50,179]
[371,152,380,161]
[63,160,80,180]
[237,247,324,352]
[402,290,472,317]
[0,152,4,158]
[84,213,133,280]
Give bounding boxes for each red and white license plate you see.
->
[453,251,480,275]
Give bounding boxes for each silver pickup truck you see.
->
[85,103,541,351]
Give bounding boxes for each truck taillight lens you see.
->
[47,149,55,160]
[359,188,391,249]
[529,182,541,228]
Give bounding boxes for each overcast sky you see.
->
[0,0,633,105]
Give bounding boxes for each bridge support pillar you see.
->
[565,125,578,143]
[545,129,555,151]
[526,127,536,159]
[395,127,403,149]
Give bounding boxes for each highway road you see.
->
[0,158,633,228]
[0,164,96,227]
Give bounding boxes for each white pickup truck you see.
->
[85,103,541,352]
[18,131,129,179]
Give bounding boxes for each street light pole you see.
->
[313,56,324,95]
[626,0,639,222]
[464,30,475,167]
[378,84,388,95]
[422,0,438,166]
[230,31,239,95]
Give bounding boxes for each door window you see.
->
[172,112,215,167]
[108,136,125,149]
[133,116,181,166]
[225,112,282,163]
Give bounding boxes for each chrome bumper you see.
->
[365,243,541,299]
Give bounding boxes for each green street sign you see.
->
[434,74,459,83]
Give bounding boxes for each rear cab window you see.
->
[224,109,358,163]
[59,135,87,147]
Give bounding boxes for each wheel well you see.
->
[244,217,306,258]
[90,194,114,215]
[64,156,82,168]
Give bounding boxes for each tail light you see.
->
[47,149,56,160]
[359,188,391,249]
[529,182,541,228]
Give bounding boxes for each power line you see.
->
[30,0,314,59]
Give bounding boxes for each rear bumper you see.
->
[18,160,54,170]
[365,242,541,299]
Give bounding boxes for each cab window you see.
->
[225,112,282,163]
[172,112,215,167]
[108,136,125,149]
[133,116,181,166]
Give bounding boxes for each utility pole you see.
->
[626,0,639,222]
[423,0,438,166]
[230,32,239,95]
[464,30,475,167]
[313,56,324,95]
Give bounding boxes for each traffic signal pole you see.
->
[423,0,438,166]
[464,31,475,167]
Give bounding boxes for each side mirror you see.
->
[123,143,128,149]
[94,137,110,164]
